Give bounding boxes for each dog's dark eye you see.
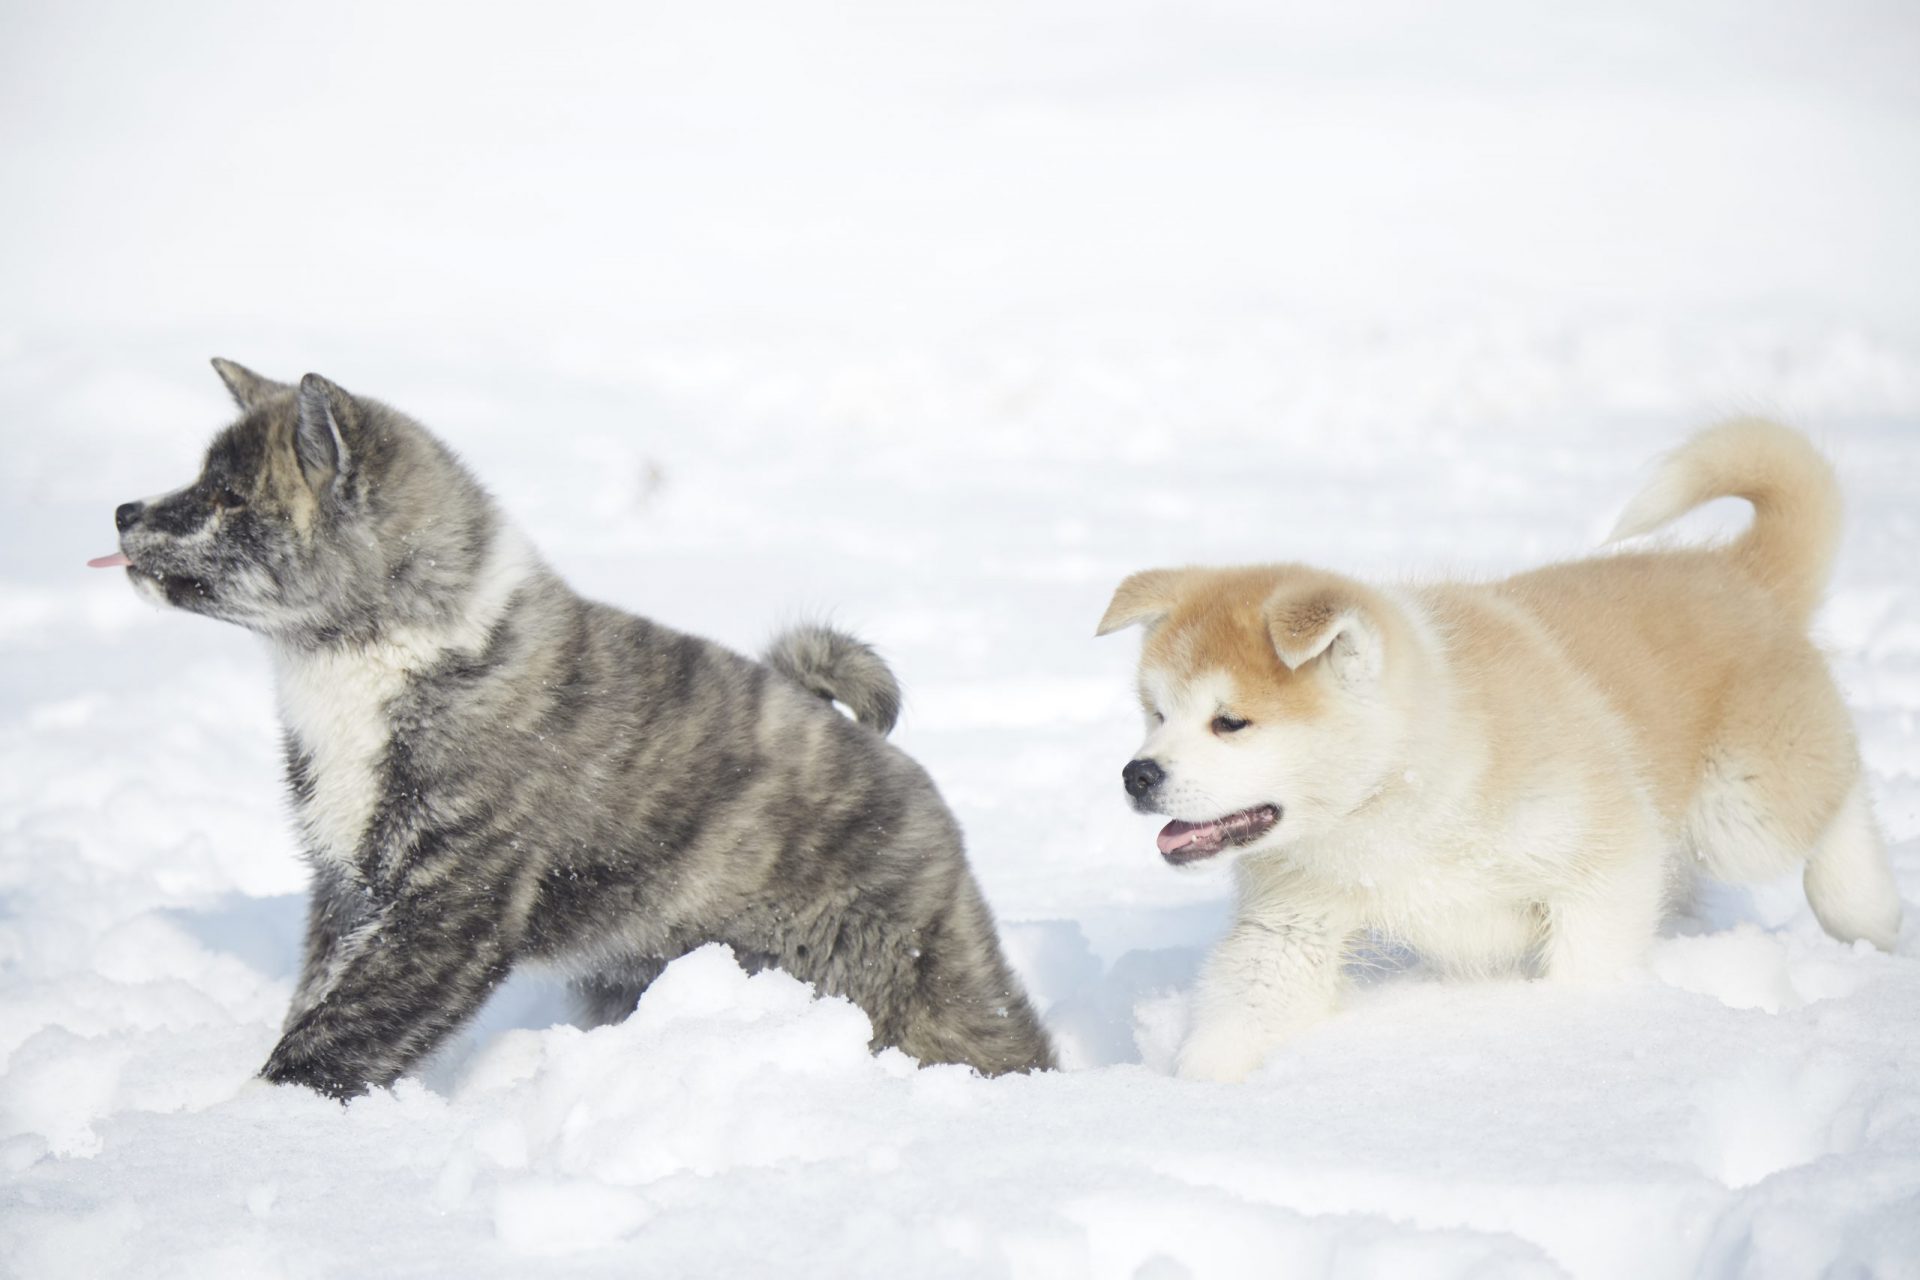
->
[212,484,248,510]
[1212,714,1250,735]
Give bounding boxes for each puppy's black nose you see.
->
[1122,758,1165,799]
[115,501,144,532]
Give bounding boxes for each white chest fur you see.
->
[270,525,538,872]
[275,647,409,870]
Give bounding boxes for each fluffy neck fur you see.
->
[271,520,540,873]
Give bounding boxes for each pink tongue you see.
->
[1156,819,1213,855]
[88,553,131,569]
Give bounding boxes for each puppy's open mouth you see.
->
[1157,804,1281,865]
[90,553,213,605]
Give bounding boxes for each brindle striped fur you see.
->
[108,360,1053,1097]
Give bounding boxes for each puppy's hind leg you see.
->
[1804,779,1902,951]
[886,885,1056,1076]
[571,955,670,1028]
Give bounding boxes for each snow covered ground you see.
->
[3,3,1919,1277]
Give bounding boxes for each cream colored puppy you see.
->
[1099,421,1902,1083]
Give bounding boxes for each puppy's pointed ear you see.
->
[1264,584,1384,685]
[1097,568,1198,636]
[295,373,359,490]
[210,357,291,412]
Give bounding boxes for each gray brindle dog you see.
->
[97,359,1054,1096]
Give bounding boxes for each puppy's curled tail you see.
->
[765,624,902,735]
[1606,418,1841,623]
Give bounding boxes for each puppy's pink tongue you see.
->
[1157,819,1207,855]
[88,553,131,569]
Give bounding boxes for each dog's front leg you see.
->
[283,863,369,1030]
[1178,875,1351,1083]
[260,886,519,1099]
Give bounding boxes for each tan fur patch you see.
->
[1136,566,1341,721]
[265,419,321,533]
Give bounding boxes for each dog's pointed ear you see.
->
[295,373,359,490]
[1097,568,1198,636]
[210,357,291,412]
[1264,584,1384,685]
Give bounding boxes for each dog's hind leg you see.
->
[1804,778,1901,951]
[883,889,1056,1076]
[571,955,670,1028]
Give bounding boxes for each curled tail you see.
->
[764,624,902,735]
[1606,418,1842,622]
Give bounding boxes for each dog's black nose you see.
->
[1122,758,1165,799]
[115,501,144,532]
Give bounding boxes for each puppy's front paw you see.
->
[1174,1028,1270,1083]
[260,1046,365,1101]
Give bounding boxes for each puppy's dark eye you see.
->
[213,485,248,510]
[1211,714,1250,735]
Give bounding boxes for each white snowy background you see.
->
[3,2,1919,1276]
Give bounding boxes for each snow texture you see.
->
[3,2,1919,1277]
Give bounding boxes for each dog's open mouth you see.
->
[90,554,214,606]
[1157,804,1281,865]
